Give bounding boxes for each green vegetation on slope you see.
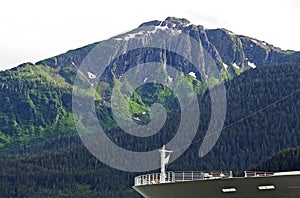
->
[0,146,141,198]
[255,147,300,172]
[0,63,298,197]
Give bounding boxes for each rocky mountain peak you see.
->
[36,16,300,83]
[139,17,191,29]
[163,17,190,26]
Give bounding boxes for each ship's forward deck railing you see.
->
[244,171,274,177]
[134,170,233,186]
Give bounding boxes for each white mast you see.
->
[159,145,173,183]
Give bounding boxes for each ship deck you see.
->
[133,171,300,198]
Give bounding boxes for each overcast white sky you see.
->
[0,0,299,70]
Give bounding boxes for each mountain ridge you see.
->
[32,17,300,85]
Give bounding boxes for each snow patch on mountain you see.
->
[188,72,196,78]
[233,63,240,69]
[87,72,97,79]
[248,61,257,68]
[223,63,228,70]
[251,39,258,44]
[133,117,141,121]
[124,31,144,41]
[147,25,168,34]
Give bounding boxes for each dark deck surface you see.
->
[133,175,300,198]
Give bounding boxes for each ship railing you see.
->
[134,170,233,186]
[244,171,274,177]
[174,170,233,182]
[134,172,174,186]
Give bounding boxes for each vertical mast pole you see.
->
[159,145,173,183]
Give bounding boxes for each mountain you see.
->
[0,17,299,197]
[1,17,299,152]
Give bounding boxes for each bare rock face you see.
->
[37,17,300,85]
